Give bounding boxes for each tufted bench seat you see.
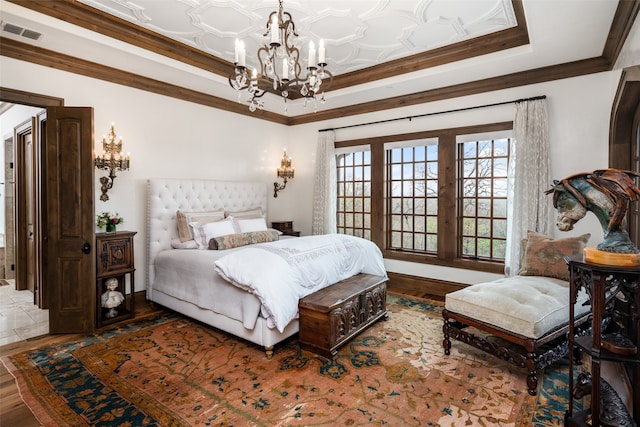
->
[443,275,591,396]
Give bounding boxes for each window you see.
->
[458,138,510,261]
[336,149,371,239]
[386,140,438,253]
[335,122,512,273]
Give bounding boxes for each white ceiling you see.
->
[0,0,624,117]
[77,0,520,76]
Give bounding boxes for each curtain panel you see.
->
[312,130,337,235]
[505,98,553,276]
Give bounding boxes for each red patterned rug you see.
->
[2,295,573,426]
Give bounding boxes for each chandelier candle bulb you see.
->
[270,14,279,44]
[238,41,246,67]
[308,41,315,67]
[318,39,325,64]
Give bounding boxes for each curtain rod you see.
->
[318,95,546,132]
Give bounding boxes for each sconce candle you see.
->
[94,123,131,201]
[273,149,294,198]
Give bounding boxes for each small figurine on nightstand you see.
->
[101,277,125,318]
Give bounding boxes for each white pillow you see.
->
[236,217,268,233]
[190,219,236,249]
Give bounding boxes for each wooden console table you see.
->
[565,257,639,426]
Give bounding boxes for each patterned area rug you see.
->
[2,295,578,426]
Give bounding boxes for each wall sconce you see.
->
[94,123,130,202]
[273,149,294,198]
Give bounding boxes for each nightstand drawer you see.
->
[96,231,135,276]
[271,221,293,233]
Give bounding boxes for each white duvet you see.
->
[214,233,387,332]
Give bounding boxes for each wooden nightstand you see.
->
[96,231,136,327]
[271,221,300,237]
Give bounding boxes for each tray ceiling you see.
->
[0,0,634,122]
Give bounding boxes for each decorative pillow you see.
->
[235,217,268,233]
[171,238,198,249]
[176,209,225,242]
[518,231,590,281]
[208,230,279,250]
[190,218,237,249]
[225,207,263,219]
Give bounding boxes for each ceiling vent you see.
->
[1,21,43,41]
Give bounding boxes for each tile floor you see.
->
[0,281,49,346]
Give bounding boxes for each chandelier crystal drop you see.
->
[228,0,333,112]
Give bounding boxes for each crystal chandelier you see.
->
[229,0,333,113]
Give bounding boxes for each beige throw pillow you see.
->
[224,207,263,219]
[176,209,225,242]
[518,231,590,281]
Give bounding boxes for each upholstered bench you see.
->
[443,275,591,396]
[443,231,594,396]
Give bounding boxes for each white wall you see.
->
[286,70,621,284]
[0,21,636,288]
[0,56,289,290]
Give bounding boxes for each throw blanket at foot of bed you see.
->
[214,234,387,332]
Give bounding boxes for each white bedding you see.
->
[214,234,387,332]
[152,248,263,329]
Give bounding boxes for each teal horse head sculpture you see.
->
[546,169,640,254]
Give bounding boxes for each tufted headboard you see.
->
[146,178,268,288]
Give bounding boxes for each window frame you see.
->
[335,121,513,274]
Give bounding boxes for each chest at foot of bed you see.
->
[298,273,388,359]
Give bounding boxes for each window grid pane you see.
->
[458,138,511,261]
[336,151,371,238]
[386,144,438,254]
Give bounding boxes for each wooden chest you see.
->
[298,273,388,358]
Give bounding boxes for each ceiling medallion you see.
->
[229,0,333,113]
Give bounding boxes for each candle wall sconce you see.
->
[94,123,130,202]
[273,149,294,197]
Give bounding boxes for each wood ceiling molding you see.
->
[7,0,530,93]
[2,0,637,126]
[0,36,287,124]
[330,0,529,92]
[6,0,235,77]
[288,57,611,125]
[602,0,640,67]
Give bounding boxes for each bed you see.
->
[146,178,386,358]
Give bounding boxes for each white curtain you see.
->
[505,98,553,276]
[312,130,337,235]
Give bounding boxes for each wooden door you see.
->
[44,106,96,333]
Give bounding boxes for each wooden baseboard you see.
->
[387,272,466,301]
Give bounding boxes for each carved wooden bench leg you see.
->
[525,354,538,396]
[265,346,274,359]
[442,310,452,356]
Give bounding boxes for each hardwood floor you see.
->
[0,286,429,426]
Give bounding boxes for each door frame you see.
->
[13,117,37,295]
[1,88,63,308]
